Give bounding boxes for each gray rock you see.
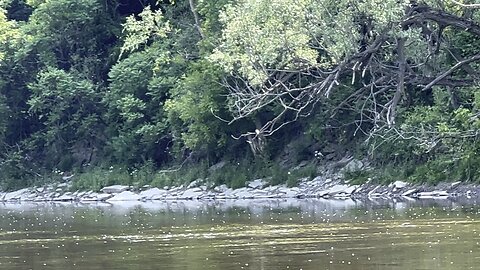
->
[57,183,69,188]
[343,185,358,194]
[263,185,278,192]
[107,191,142,201]
[44,192,55,199]
[417,190,449,198]
[101,185,130,194]
[81,193,113,201]
[165,195,180,200]
[3,188,31,201]
[61,174,75,181]
[368,186,381,197]
[331,156,354,170]
[179,187,204,199]
[23,193,39,201]
[80,193,95,201]
[198,191,216,199]
[187,179,203,189]
[96,193,114,201]
[252,189,269,196]
[450,181,461,189]
[140,188,167,200]
[221,188,235,198]
[247,179,266,189]
[231,187,254,199]
[53,194,75,201]
[392,181,408,189]
[283,187,300,198]
[327,184,351,196]
[209,161,226,171]
[150,193,167,200]
[304,176,325,188]
[402,188,417,197]
[33,196,49,202]
[316,190,330,197]
[343,159,364,172]
[170,185,184,192]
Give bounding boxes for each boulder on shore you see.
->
[101,185,130,194]
[107,191,142,201]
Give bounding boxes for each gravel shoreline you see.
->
[1,176,478,203]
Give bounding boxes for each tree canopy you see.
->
[212,0,480,137]
[0,0,479,188]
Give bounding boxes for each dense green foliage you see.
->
[0,0,479,190]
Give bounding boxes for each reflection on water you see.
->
[0,199,478,270]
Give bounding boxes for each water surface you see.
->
[0,199,478,270]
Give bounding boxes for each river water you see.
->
[0,199,478,270]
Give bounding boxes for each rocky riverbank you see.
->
[1,175,479,203]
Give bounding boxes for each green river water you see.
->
[0,199,478,270]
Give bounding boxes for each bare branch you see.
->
[403,5,480,36]
[421,53,480,92]
[222,3,480,151]
[387,38,406,126]
[449,0,480,8]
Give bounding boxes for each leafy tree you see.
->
[0,5,20,62]
[0,4,36,151]
[27,67,104,170]
[0,94,7,143]
[105,41,185,165]
[0,7,14,145]
[0,0,478,188]
[21,0,118,80]
[110,1,240,163]
[211,0,480,141]
[120,6,170,56]
[165,60,230,152]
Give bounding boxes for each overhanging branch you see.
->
[222,3,480,147]
[421,53,480,92]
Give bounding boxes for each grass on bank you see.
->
[3,146,479,191]
[345,154,480,185]
[69,159,318,192]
